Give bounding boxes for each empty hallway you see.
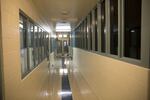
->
[0,0,150,100]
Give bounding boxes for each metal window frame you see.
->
[120,0,150,68]
[105,0,121,58]
[92,9,96,51]
[99,0,107,53]
[73,0,150,68]
[19,10,50,79]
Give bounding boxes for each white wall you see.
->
[73,48,150,100]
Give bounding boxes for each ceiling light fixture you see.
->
[55,22,71,32]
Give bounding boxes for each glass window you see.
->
[19,13,28,76]
[83,21,86,49]
[124,0,141,59]
[19,11,50,78]
[46,33,49,60]
[37,27,41,63]
[79,26,81,48]
[85,19,88,50]
[44,33,46,58]
[110,0,118,55]
[41,30,45,60]
[80,25,82,49]
[34,25,39,65]
[20,15,27,49]
[101,0,106,53]
[82,23,85,49]
[38,28,42,62]
[89,13,93,50]
[27,21,35,70]
[75,28,79,47]
[94,7,98,51]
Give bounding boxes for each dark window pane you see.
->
[19,13,28,76]
[101,0,106,52]
[110,0,118,55]
[83,21,86,49]
[19,14,27,49]
[28,21,34,69]
[90,13,93,50]
[81,24,84,49]
[95,7,98,51]
[34,25,39,65]
[42,30,45,60]
[85,18,88,49]
[124,0,141,59]
[79,26,81,48]
[84,22,86,49]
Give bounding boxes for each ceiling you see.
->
[32,0,98,30]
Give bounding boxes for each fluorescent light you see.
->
[56,29,71,32]
[55,22,71,32]
[56,26,71,30]
[63,34,67,38]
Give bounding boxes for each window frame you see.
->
[73,0,150,68]
[94,6,98,52]
[120,0,149,67]
[27,20,35,70]
[19,10,50,79]
[107,0,120,56]
[100,0,107,53]
[19,12,30,77]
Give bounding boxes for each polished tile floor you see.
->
[49,54,99,100]
[49,56,73,100]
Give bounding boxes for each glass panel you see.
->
[90,13,93,50]
[46,33,49,60]
[83,21,86,49]
[19,14,28,76]
[79,26,81,48]
[38,28,42,62]
[124,0,141,59]
[101,0,106,53]
[44,33,46,58]
[20,15,27,49]
[28,21,34,70]
[110,0,118,55]
[42,30,45,60]
[82,23,84,49]
[95,7,98,51]
[37,28,41,63]
[34,25,39,65]
[85,19,88,49]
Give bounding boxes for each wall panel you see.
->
[0,0,51,100]
[73,48,150,100]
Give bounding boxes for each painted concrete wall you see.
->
[73,48,150,100]
[0,0,52,100]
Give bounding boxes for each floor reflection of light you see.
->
[41,91,49,97]
[45,91,49,96]
[59,68,68,75]
[64,60,70,65]
[58,91,72,96]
